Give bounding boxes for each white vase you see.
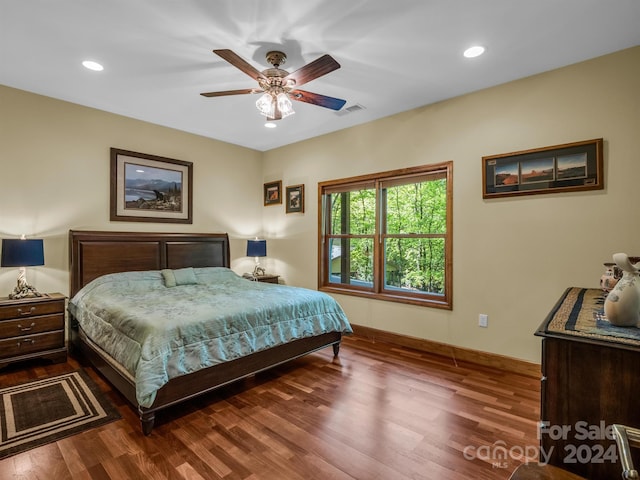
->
[604,253,640,327]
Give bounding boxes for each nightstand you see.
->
[0,293,67,369]
[253,274,280,284]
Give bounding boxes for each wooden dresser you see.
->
[0,293,67,369]
[535,287,640,479]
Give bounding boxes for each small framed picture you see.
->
[286,184,305,213]
[263,180,282,206]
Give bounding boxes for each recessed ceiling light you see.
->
[265,122,277,129]
[82,60,104,71]
[463,46,485,58]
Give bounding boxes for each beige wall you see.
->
[1,47,638,364]
[0,86,263,296]
[263,46,640,363]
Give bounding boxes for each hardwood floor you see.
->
[0,336,541,479]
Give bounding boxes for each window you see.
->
[318,162,452,309]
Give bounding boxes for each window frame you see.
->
[318,162,453,309]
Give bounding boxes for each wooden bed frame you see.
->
[68,230,342,435]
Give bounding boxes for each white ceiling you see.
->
[2,1,639,152]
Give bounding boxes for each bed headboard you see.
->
[69,230,230,297]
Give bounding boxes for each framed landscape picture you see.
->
[110,148,193,223]
[286,184,305,213]
[263,180,282,206]
[482,138,603,199]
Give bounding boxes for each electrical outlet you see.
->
[479,314,489,328]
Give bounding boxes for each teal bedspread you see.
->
[68,267,352,408]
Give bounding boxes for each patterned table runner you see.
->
[543,287,640,346]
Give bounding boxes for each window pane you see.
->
[328,237,374,288]
[385,178,447,234]
[384,237,445,295]
[328,189,376,235]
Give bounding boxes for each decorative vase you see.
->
[604,253,640,327]
[600,262,620,292]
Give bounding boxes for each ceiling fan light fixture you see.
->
[256,93,275,117]
[276,93,295,118]
[264,122,277,129]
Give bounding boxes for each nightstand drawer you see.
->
[0,299,64,320]
[0,331,64,359]
[253,274,280,284]
[0,314,64,339]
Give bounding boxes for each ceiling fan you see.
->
[200,49,346,121]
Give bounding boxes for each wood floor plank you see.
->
[100,454,147,480]
[0,335,541,478]
[172,426,233,478]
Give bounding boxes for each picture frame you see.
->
[285,184,305,214]
[482,138,603,199]
[110,148,193,223]
[263,180,282,206]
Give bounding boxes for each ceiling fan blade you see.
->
[284,54,341,87]
[290,90,346,111]
[200,88,259,97]
[213,49,265,81]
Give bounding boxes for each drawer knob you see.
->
[17,338,36,348]
[17,322,36,332]
[17,307,36,316]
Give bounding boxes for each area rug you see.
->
[0,370,120,459]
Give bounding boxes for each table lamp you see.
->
[1,237,45,299]
[246,238,267,276]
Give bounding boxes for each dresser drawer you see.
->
[0,314,64,339]
[0,299,65,320]
[0,331,64,359]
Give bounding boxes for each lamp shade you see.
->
[256,93,275,118]
[1,239,45,267]
[246,239,267,258]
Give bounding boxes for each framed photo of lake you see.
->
[482,138,603,199]
[110,148,193,223]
